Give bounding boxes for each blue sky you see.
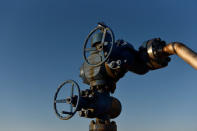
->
[0,0,197,131]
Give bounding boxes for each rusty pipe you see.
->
[163,42,197,70]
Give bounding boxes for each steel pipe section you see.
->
[163,42,197,70]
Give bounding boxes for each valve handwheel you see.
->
[54,80,80,120]
[83,23,115,67]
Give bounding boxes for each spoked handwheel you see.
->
[83,23,115,67]
[54,80,80,120]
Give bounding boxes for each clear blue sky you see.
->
[0,0,197,131]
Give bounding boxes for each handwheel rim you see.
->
[83,25,115,67]
[54,80,80,120]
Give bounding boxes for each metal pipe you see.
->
[163,42,197,70]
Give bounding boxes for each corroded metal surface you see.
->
[54,23,197,131]
[89,120,117,131]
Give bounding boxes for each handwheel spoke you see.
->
[70,83,74,113]
[85,47,97,52]
[55,99,67,103]
[71,83,74,97]
[99,51,105,61]
[101,28,107,44]
[62,111,73,115]
[70,103,73,113]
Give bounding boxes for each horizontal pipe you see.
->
[163,42,197,70]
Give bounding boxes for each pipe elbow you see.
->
[163,42,197,70]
